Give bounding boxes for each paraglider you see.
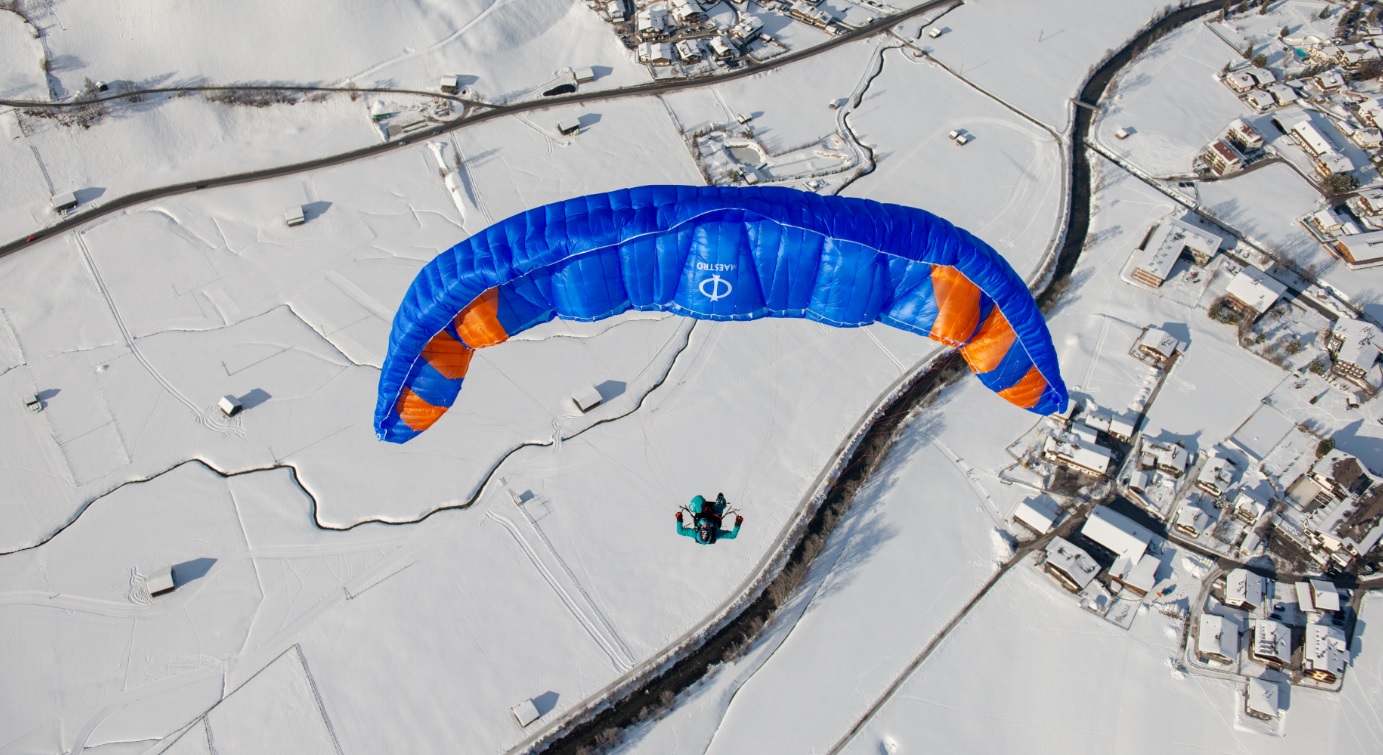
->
[677,494,742,545]
[375,185,1067,443]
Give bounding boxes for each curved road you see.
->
[0,0,958,257]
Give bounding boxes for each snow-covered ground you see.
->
[921,0,1172,132]
[24,0,647,100]
[1093,21,1245,177]
[0,12,1076,749]
[840,565,1383,754]
[9,0,1383,752]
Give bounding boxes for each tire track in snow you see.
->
[511,495,638,665]
[486,509,635,671]
[74,230,202,417]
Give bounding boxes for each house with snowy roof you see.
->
[1303,621,1349,683]
[1250,618,1291,668]
[1196,613,1239,665]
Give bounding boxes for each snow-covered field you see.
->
[0,0,1080,747]
[840,565,1383,754]
[7,0,1383,752]
[921,0,1172,132]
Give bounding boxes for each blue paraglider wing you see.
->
[375,185,1067,443]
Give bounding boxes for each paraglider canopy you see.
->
[375,185,1067,442]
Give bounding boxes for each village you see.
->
[980,2,1383,733]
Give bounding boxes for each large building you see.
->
[1303,621,1349,683]
[1080,506,1159,596]
[1132,216,1224,287]
[1250,619,1291,668]
[1328,318,1383,391]
[1043,434,1113,478]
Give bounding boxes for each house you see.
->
[1309,578,1342,612]
[1310,206,1359,237]
[1196,613,1239,664]
[1232,491,1268,524]
[1338,42,1381,69]
[1351,127,1383,150]
[1080,506,1153,566]
[1360,97,1383,128]
[1043,537,1100,592]
[1224,568,1266,610]
[1013,496,1061,535]
[675,39,704,63]
[1243,89,1277,112]
[1134,327,1183,367]
[1227,118,1265,150]
[729,16,763,42]
[1140,440,1188,478]
[1309,449,1371,502]
[635,7,669,40]
[556,119,581,135]
[669,0,706,24]
[1303,621,1349,683]
[1306,69,1347,94]
[607,0,627,22]
[1197,453,1238,497]
[1266,83,1298,107]
[1245,677,1280,721]
[1201,139,1245,176]
[1132,216,1224,287]
[1250,619,1291,668]
[1223,67,1273,93]
[1042,434,1113,477]
[1349,188,1383,217]
[1332,229,1383,266]
[1224,267,1287,318]
[789,1,835,28]
[1328,319,1383,390]
[1112,551,1160,596]
[439,75,460,94]
[1306,485,1383,565]
[573,67,597,84]
[638,42,675,66]
[1175,502,1213,538]
[709,36,737,60]
[1290,119,1354,177]
[1108,414,1136,443]
[283,206,306,227]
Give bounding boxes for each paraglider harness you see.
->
[682,496,738,545]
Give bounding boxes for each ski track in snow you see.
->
[486,509,635,671]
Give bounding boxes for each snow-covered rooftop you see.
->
[1080,506,1153,562]
[1196,613,1238,662]
[1225,267,1287,314]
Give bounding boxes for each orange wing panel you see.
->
[422,329,476,380]
[959,307,1017,374]
[396,387,448,432]
[929,265,982,346]
[455,287,509,348]
[997,366,1048,409]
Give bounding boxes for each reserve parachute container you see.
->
[375,185,1067,442]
